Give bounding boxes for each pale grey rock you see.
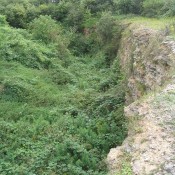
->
[107,26,175,175]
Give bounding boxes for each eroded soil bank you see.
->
[107,24,175,175]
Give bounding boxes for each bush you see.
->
[65,2,92,32]
[68,33,96,56]
[0,26,53,69]
[96,12,116,44]
[161,0,175,16]
[142,0,165,17]
[96,12,122,64]
[0,0,41,28]
[37,1,70,22]
[29,15,70,58]
[81,0,115,14]
[1,83,30,102]
[0,15,8,26]
[114,0,143,15]
[5,3,27,28]
[29,15,62,44]
[50,65,77,85]
[0,2,127,175]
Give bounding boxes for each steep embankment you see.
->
[107,23,175,174]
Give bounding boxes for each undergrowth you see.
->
[0,14,127,175]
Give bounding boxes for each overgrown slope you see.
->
[0,14,127,175]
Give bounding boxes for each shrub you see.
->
[0,15,8,26]
[0,27,53,69]
[1,83,30,102]
[68,33,96,56]
[29,15,62,44]
[81,0,115,14]
[25,4,40,23]
[96,12,118,45]
[96,12,122,64]
[29,15,70,58]
[0,2,127,175]
[5,3,27,28]
[161,0,175,16]
[65,2,92,32]
[50,65,77,85]
[142,0,165,17]
[114,0,143,15]
[38,1,71,22]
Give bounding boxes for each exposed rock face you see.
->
[107,25,175,175]
[119,26,175,104]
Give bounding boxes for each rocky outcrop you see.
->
[119,25,175,104]
[107,25,175,175]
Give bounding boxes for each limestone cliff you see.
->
[107,24,175,175]
[119,25,175,104]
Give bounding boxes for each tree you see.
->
[5,3,27,28]
[162,0,175,16]
[29,15,61,43]
[96,12,114,43]
[81,0,115,13]
[142,0,165,17]
[114,0,143,14]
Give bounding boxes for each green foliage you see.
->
[38,3,67,21]
[2,1,39,28]
[68,33,96,56]
[0,26,53,69]
[65,2,89,31]
[96,12,122,64]
[5,3,27,28]
[0,15,7,25]
[114,0,144,15]
[0,59,127,174]
[142,0,165,17]
[96,12,116,43]
[81,0,115,14]
[116,162,133,175]
[29,15,70,58]
[161,0,175,16]
[1,82,30,102]
[0,12,127,175]
[0,1,174,173]
[50,64,77,85]
[0,0,174,28]
[0,1,130,174]
[29,15,61,43]
[113,0,175,17]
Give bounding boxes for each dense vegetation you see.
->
[0,0,174,174]
[0,0,174,29]
[0,1,126,174]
